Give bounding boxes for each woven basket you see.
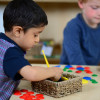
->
[31,73,82,98]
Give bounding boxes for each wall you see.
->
[38,3,81,44]
[0,4,5,33]
[0,2,81,44]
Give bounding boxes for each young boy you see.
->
[60,0,100,65]
[0,0,63,99]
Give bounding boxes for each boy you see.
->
[60,0,100,65]
[0,0,63,99]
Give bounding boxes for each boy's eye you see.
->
[91,6,98,9]
[34,34,38,37]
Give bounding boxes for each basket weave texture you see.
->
[31,73,82,98]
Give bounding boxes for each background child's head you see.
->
[3,0,48,33]
[78,0,100,28]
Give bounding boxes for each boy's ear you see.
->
[78,0,84,9]
[12,26,23,37]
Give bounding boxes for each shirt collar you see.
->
[0,32,26,54]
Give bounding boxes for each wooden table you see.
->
[10,64,100,100]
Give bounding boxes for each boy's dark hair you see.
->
[3,0,48,32]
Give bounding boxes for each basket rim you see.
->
[31,73,82,84]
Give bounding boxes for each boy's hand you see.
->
[19,65,63,81]
[49,67,63,82]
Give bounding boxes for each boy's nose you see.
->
[97,9,100,16]
[35,38,40,44]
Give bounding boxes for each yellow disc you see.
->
[82,79,88,84]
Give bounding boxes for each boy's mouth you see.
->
[95,17,100,20]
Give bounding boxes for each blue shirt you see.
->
[0,33,30,100]
[60,13,100,65]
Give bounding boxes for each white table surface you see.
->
[10,64,100,100]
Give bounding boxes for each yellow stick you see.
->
[42,50,50,68]
[42,50,68,81]
[61,77,68,81]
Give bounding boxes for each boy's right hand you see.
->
[19,65,63,82]
[49,67,63,82]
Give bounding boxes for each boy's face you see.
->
[78,0,100,28]
[19,26,45,51]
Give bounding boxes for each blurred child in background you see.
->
[60,0,100,65]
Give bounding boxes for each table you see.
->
[10,64,100,100]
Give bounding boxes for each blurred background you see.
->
[0,0,81,64]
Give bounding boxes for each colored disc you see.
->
[82,79,88,84]
[90,79,98,84]
[65,65,72,69]
[54,65,61,67]
[84,67,90,70]
[69,67,76,70]
[20,89,28,92]
[92,74,98,77]
[75,70,82,73]
[83,77,91,80]
[63,68,67,71]
[67,70,73,72]
[76,67,84,71]
[13,90,22,95]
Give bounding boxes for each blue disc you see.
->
[65,65,72,69]
[77,67,84,71]
[83,77,91,80]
